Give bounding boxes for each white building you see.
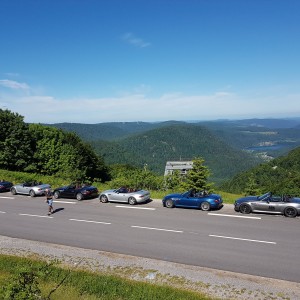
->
[164,161,193,176]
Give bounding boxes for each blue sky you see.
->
[0,0,299,124]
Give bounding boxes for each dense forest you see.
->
[50,119,300,155]
[221,146,300,195]
[91,124,262,183]
[50,118,300,183]
[0,109,109,182]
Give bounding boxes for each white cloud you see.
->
[1,81,299,123]
[0,79,30,90]
[122,32,151,48]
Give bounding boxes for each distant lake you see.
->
[246,145,285,151]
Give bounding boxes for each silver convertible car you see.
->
[11,181,51,197]
[99,187,151,205]
[234,192,300,218]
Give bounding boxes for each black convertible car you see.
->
[53,183,99,200]
[234,192,300,218]
[0,180,13,192]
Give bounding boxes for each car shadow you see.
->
[136,198,153,205]
[52,208,65,214]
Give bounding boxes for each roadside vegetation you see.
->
[0,255,214,300]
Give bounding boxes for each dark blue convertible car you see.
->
[0,180,13,192]
[162,189,223,211]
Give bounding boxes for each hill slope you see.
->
[221,146,300,195]
[92,124,261,183]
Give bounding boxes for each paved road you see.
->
[0,192,299,283]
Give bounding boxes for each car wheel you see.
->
[11,188,17,195]
[165,199,174,208]
[200,201,211,211]
[239,203,251,214]
[54,191,60,199]
[100,195,108,203]
[76,193,83,201]
[29,190,36,197]
[284,207,298,218]
[128,197,137,205]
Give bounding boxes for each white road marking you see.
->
[19,213,53,219]
[115,205,155,210]
[209,234,276,244]
[0,211,6,214]
[53,200,76,204]
[131,225,183,233]
[208,213,261,219]
[69,218,111,225]
[0,196,15,199]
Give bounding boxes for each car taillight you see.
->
[214,199,219,203]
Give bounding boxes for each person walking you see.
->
[45,188,54,216]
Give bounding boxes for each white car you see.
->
[99,187,151,205]
[11,181,51,197]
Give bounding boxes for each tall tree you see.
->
[0,109,32,171]
[181,157,213,192]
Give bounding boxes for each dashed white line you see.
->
[0,196,15,199]
[209,234,276,244]
[208,213,261,219]
[69,218,111,225]
[53,200,76,204]
[115,205,155,210]
[19,213,53,219]
[131,225,183,233]
[0,211,6,214]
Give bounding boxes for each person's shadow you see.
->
[52,208,64,214]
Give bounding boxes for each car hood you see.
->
[102,189,117,193]
[235,196,258,204]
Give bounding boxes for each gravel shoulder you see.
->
[0,235,299,300]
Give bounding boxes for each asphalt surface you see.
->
[1,192,300,283]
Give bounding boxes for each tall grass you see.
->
[0,255,214,300]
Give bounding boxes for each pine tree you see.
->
[181,157,213,192]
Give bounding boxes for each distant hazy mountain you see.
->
[48,121,184,141]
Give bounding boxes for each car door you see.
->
[19,183,31,194]
[62,185,76,198]
[176,194,198,208]
[113,191,128,202]
[252,197,282,213]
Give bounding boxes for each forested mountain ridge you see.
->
[48,121,185,141]
[221,146,300,195]
[49,118,300,158]
[91,124,262,183]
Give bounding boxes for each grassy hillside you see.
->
[92,124,261,183]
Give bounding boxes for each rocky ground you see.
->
[0,235,299,300]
